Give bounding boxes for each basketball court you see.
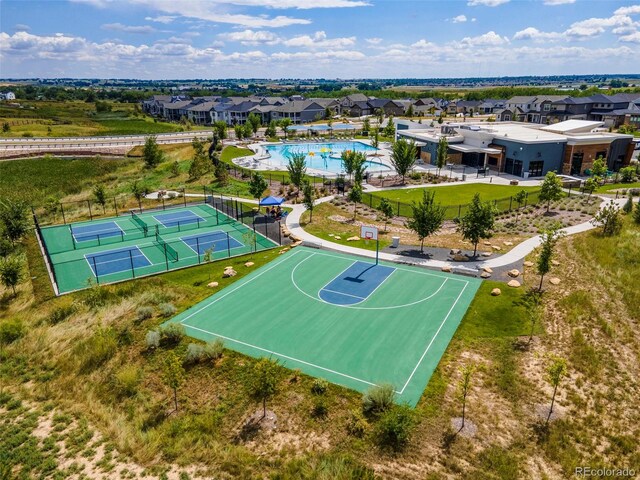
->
[166,228,481,406]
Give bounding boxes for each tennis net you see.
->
[155,232,179,262]
[130,211,149,236]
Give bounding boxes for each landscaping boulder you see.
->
[481,252,492,257]
[508,269,520,278]
[549,277,561,285]
[523,261,534,267]
[482,267,493,274]
[483,241,492,246]
[507,280,521,288]
[282,230,291,237]
[503,241,513,246]
[491,288,501,296]
[207,281,219,288]
[441,265,452,272]
[492,245,502,251]
[452,254,469,262]
[480,272,491,279]
[334,236,341,240]
[244,262,255,267]
[347,236,360,241]
[223,268,237,278]
[552,260,560,266]
[449,248,461,255]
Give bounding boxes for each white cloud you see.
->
[565,14,634,38]
[513,27,563,41]
[619,31,640,43]
[213,0,370,8]
[543,0,575,5]
[13,24,31,32]
[452,15,467,23]
[101,23,157,34]
[282,31,356,49]
[365,37,382,45]
[218,29,281,45]
[145,15,177,24]
[614,5,640,16]
[460,31,509,46]
[467,0,509,6]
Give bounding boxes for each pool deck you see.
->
[234,139,395,176]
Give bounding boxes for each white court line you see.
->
[182,323,378,389]
[83,246,152,276]
[398,281,469,395]
[320,288,366,300]
[153,210,205,229]
[316,260,357,302]
[72,223,124,242]
[318,262,396,306]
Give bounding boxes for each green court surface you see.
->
[166,247,481,406]
[39,203,278,294]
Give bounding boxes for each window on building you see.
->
[529,160,544,177]
[544,104,551,111]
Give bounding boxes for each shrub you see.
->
[362,383,396,416]
[136,306,154,321]
[145,330,160,350]
[0,317,25,344]
[113,364,141,397]
[159,303,177,317]
[159,323,185,346]
[184,339,224,365]
[373,404,416,451]
[312,397,328,418]
[346,409,369,437]
[311,378,329,395]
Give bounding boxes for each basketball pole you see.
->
[376,237,379,265]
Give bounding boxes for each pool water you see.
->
[263,141,389,174]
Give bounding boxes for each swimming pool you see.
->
[262,141,389,174]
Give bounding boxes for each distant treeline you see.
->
[5,84,640,104]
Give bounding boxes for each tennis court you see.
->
[165,247,481,406]
[38,203,279,294]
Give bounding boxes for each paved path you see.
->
[285,195,629,272]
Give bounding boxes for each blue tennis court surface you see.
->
[85,246,151,277]
[72,222,123,242]
[154,210,204,228]
[319,261,395,306]
[181,231,243,255]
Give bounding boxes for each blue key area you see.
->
[85,246,151,277]
[72,222,123,242]
[181,231,243,255]
[153,210,204,228]
[319,261,395,306]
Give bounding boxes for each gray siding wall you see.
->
[491,139,565,177]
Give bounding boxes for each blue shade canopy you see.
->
[259,196,285,206]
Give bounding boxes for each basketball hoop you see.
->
[360,225,380,264]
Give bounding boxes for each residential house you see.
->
[340,93,371,114]
[367,98,407,117]
[477,99,506,114]
[0,91,16,101]
[270,100,328,124]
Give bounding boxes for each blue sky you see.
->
[1,0,639,79]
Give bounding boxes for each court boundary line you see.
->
[317,260,397,306]
[83,245,152,277]
[72,222,125,243]
[179,231,245,255]
[320,288,366,301]
[177,247,471,396]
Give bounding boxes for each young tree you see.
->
[539,171,564,212]
[591,200,622,236]
[248,172,268,205]
[435,136,448,176]
[189,136,209,180]
[390,138,417,184]
[352,152,368,185]
[247,113,261,136]
[375,108,384,126]
[213,120,227,140]
[384,116,395,138]
[302,180,315,223]
[324,106,332,120]
[286,153,307,197]
[247,357,282,420]
[378,197,394,232]
[279,118,292,140]
[93,184,107,214]
[457,364,475,432]
[583,177,597,196]
[405,190,446,254]
[0,255,22,295]
[0,200,29,245]
[242,230,257,256]
[348,182,363,220]
[590,156,607,179]
[130,180,147,211]
[162,350,185,413]
[214,162,229,186]
[457,193,496,256]
[371,129,380,150]
[545,355,567,425]
[234,124,244,141]
[265,120,277,138]
[341,150,356,180]
[362,117,370,134]
[243,121,253,140]
[514,189,528,224]
[143,135,163,168]
[2,122,9,133]
[622,192,633,214]
[406,104,414,118]
[170,160,180,177]
[536,225,563,291]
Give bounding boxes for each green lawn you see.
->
[371,183,539,206]
[595,182,640,193]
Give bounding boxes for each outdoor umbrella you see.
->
[259,196,285,206]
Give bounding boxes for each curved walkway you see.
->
[285,194,628,272]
